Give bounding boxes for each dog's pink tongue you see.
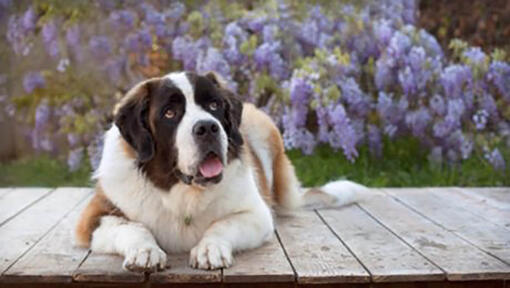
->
[199,156,223,178]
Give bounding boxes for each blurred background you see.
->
[0,0,509,187]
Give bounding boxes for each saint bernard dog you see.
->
[75,71,368,271]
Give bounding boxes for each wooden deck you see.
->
[0,187,509,288]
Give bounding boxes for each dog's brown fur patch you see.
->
[75,183,125,247]
[240,103,302,210]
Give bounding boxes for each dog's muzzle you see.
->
[177,120,225,186]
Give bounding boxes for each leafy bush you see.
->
[1,0,509,172]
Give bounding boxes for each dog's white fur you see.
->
[85,72,366,271]
[93,126,272,270]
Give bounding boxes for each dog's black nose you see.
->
[193,120,219,138]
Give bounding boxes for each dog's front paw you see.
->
[189,238,233,270]
[123,245,167,272]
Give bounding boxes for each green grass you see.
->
[288,138,510,187]
[0,155,92,187]
[0,139,508,187]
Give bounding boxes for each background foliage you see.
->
[1,0,509,186]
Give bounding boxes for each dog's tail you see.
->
[300,180,369,209]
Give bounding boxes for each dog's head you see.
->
[114,71,243,190]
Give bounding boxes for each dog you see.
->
[75,71,367,271]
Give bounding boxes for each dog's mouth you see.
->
[194,151,224,185]
[198,152,223,178]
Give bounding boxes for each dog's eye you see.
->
[209,101,218,111]
[164,109,176,119]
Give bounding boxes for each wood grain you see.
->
[150,253,221,284]
[275,211,370,284]
[359,192,510,281]
[443,188,510,229]
[222,233,295,283]
[72,251,146,283]
[0,188,53,227]
[385,188,510,265]
[2,193,93,283]
[455,187,510,211]
[319,204,444,282]
[0,187,92,274]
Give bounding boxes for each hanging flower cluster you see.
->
[1,0,509,171]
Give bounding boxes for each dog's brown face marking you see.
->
[113,72,243,191]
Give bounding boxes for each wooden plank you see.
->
[222,232,295,283]
[359,192,510,281]
[386,188,510,265]
[72,252,146,283]
[2,193,93,283]
[456,187,510,211]
[0,188,13,198]
[0,188,53,227]
[150,253,221,284]
[275,211,370,284]
[0,187,92,274]
[441,188,510,229]
[319,205,444,283]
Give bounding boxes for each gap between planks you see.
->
[383,188,510,266]
[358,190,510,281]
[0,188,93,276]
[317,204,445,283]
[0,188,54,228]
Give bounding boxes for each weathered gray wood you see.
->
[435,187,510,230]
[2,193,93,283]
[150,253,221,284]
[0,187,92,274]
[359,193,510,281]
[0,188,53,227]
[0,188,13,198]
[72,252,145,283]
[439,188,510,229]
[275,211,370,284]
[319,204,444,282]
[222,233,295,283]
[385,188,510,265]
[456,187,510,211]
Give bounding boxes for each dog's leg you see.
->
[90,215,167,272]
[189,207,273,270]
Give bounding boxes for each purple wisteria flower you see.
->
[32,101,51,151]
[223,22,248,65]
[86,131,104,171]
[21,7,37,32]
[463,47,486,67]
[327,104,358,162]
[254,41,288,80]
[405,107,431,137]
[109,9,137,30]
[484,148,506,171]
[3,0,509,171]
[68,148,84,172]
[196,47,231,82]
[172,36,201,70]
[42,20,59,57]
[440,65,472,98]
[23,72,45,93]
[367,124,382,157]
[487,61,510,101]
[89,35,112,60]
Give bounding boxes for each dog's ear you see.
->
[205,72,243,146]
[114,79,157,163]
